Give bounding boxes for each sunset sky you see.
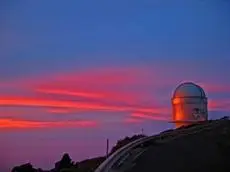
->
[1,0,230,171]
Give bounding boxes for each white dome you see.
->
[173,82,206,98]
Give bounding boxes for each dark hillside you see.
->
[123,117,230,172]
[11,135,144,172]
[11,117,230,172]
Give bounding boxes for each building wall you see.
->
[172,97,208,128]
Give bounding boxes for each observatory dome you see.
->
[171,82,208,128]
[173,82,206,98]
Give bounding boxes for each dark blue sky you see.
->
[0,0,230,171]
[1,0,230,79]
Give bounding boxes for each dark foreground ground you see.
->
[112,117,230,172]
[12,117,230,172]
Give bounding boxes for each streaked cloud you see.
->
[0,64,230,129]
[0,96,167,114]
[209,99,230,112]
[0,118,97,129]
[47,108,73,114]
[131,113,170,121]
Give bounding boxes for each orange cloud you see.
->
[35,88,138,105]
[0,66,163,111]
[208,99,230,111]
[47,108,72,114]
[36,88,106,99]
[131,113,170,121]
[1,65,230,128]
[35,88,164,109]
[0,96,167,114]
[0,118,97,129]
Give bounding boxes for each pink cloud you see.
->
[131,113,170,121]
[46,108,73,114]
[0,96,167,114]
[0,118,97,129]
[0,64,229,129]
[208,99,230,112]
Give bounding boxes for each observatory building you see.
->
[171,82,208,128]
[94,82,211,172]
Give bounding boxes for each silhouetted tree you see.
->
[55,153,73,171]
[61,153,71,166]
[11,163,36,172]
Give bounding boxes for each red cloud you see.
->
[131,113,170,121]
[208,99,230,111]
[0,65,230,129]
[35,88,138,105]
[37,89,107,99]
[0,118,97,129]
[124,112,170,124]
[47,108,73,114]
[0,96,167,114]
[1,66,164,106]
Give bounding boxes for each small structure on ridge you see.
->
[171,82,208,128]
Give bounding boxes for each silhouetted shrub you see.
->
[110,134,146,154]
[11,163,36,172]
[55,153,74,171]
